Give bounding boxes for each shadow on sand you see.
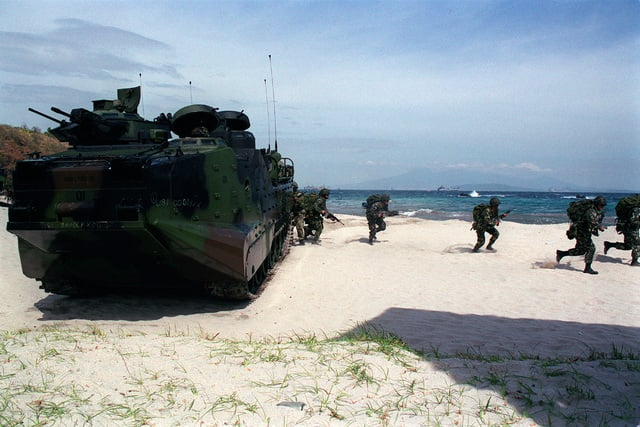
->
[35,289,249,322]
[341,308,640,426]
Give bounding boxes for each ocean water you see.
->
[323,190,638,225]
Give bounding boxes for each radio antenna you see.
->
[189,81,193,104]
[139,73,145,116]
[268,54,278,151]
[264,78,271,147]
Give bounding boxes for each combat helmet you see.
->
[489,197,500,206]
[594,196,607,207]
[319,188,330,198]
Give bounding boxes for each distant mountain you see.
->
[344,168,633,193]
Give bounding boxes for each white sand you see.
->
[1,207,638,425]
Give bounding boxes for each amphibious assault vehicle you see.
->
[7,87,294,299]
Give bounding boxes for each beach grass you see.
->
[1,325,638,426]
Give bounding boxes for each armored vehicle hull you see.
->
[7,89,294,299]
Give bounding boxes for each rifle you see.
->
[499,209,513,219]
[472,209,513,230]
[326,212,344,225]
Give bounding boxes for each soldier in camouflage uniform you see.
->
[304,188,332,242]
[472,197,507,252]
[290,182,306,244]
[556,196,607,274]
[366,194,390,244]
[604,201,639,266]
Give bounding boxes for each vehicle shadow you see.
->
[340,308,640,426]
[35,289,250,322]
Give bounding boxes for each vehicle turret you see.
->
[29,86,172,146]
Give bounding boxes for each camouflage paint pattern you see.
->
[7,88,294,299]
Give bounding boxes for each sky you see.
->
[0,0,638,191]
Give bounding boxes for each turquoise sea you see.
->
[323,190,639,225]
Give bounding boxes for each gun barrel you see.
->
[51,106,72,118]
[28,108,63,124]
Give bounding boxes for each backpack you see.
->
[566,199,594,223]
[615,195,640,221]
[303,192,320,214]
[615,194,640,232]
[472,204,488,222]
[364,194,389,209]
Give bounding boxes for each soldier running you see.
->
[471,197,508,252]
[604,195,640,266]
[556,196,607,274]
[365,194,396,244]
[303,188,340,243]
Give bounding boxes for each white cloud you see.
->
[511,163,553,173]
[0,0,637,190]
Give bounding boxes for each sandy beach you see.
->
[1,207,638,425]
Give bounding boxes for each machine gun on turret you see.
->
[29,106,127,146]
[28,107,66,125]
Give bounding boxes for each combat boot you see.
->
[556,250,567,263]
[472,245,480,253]
[486,244,495,250]
[604,241,612,254]
[632,257,639,266]
[583,263,598,274]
